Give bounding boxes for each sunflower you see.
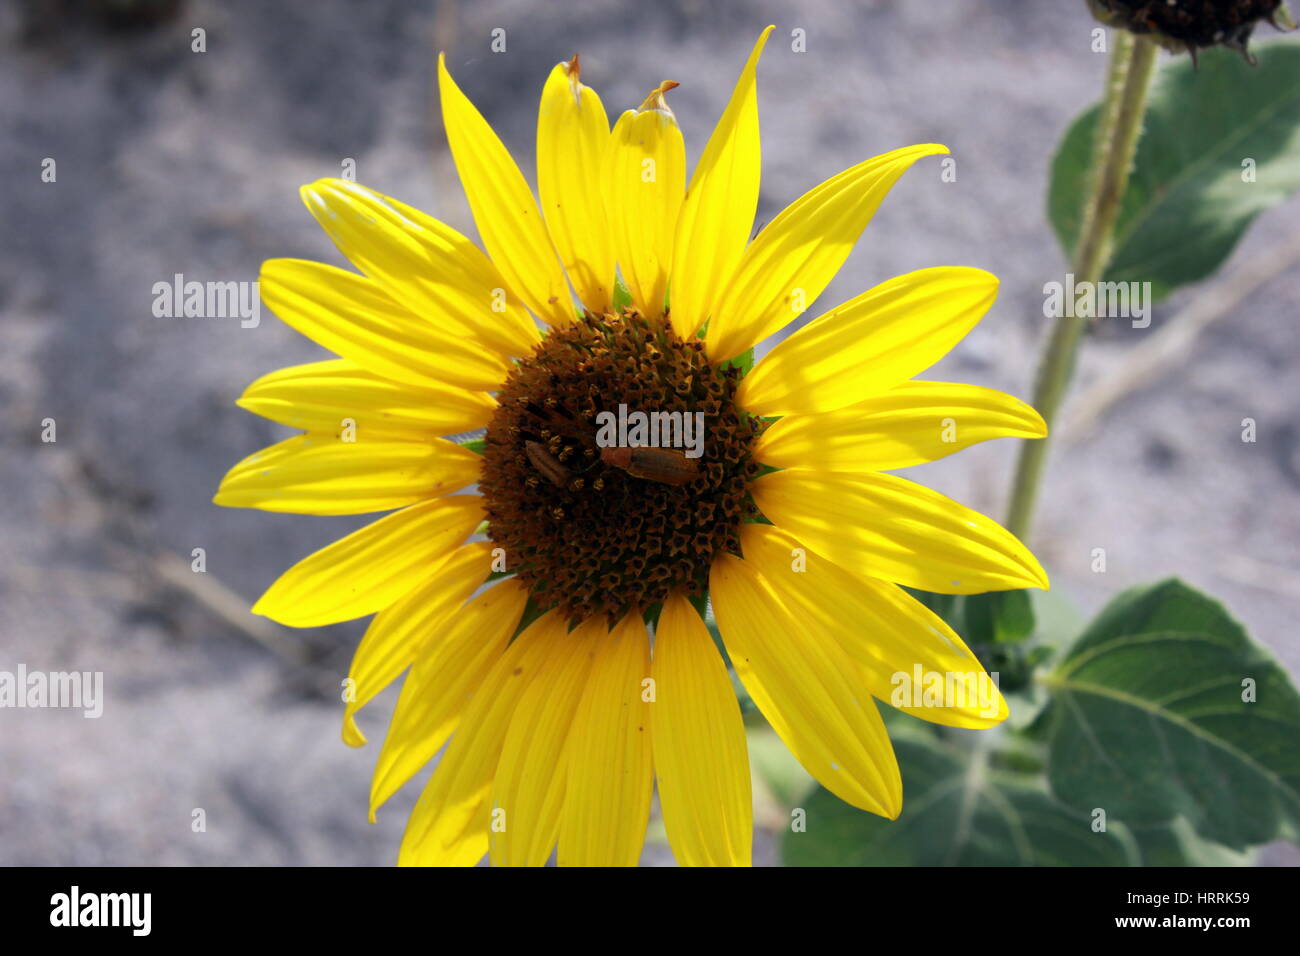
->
[216,26,1049,867]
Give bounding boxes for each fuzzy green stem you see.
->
[1005,31,1159,540]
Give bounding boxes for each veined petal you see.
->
[738,267,1000,415]
[669,26,772,340]
[399,796,488,867]
[753,380,1046,472]
[342,541,496,747]
[710,553,902,817]
[537,56,614,312]
[437,55,574,326]
[236,358,496,440]
[259,258,511,391]
[489,617,602,867]
[741,524,1008,728]
[299,179,540,358]
[214,433,480,516]
[251,495,483,627]
[750,469,1048,594]
[369,579,530,821]
[558,613,653,866]
[605,83,686,320]
[652,593,752,866]
[705,144,949,362]
[399,610,567,867]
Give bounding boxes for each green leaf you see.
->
[1049,42,1300,301]
[1040,579,1300,849]
[612,274,633,311]
[908,590,1036,646]
[721,347,755,378]
[781,729,1132,866]
[1121,818,1254,867]
[974,590,1037,644]
[458,437,486,455]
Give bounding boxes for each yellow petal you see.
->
[557,613,653,866]
[605,83,686,319]
[750,469,1049,594]
[537,56,614,312]
[489,617,602,866]
[652,593,752,866]
[342,541,496,747]
[214,433,480,515]
[705,144,949,362]
[398,795,488,867]
[740,524,1008,728]
[369,579,530,820]
[669,26,772,340]
[753,380,1046,472]
[236,358,496,440]
[738,267,1000,415]
[259,258,511,391]
[251,495,483,627]
[437,55,574,326]
[710,553,902,817]
[299,179,540,358]
[399,610,568,867]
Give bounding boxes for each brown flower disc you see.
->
[480,308,764,623]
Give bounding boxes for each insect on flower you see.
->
[599,445,700,486]
[524,440,572,487]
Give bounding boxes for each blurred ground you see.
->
[1,0,1297,865]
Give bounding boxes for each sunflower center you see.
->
[480,308,762,622]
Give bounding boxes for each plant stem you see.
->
[1005,32,1159,540]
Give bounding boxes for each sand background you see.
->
[2,0,1297,865]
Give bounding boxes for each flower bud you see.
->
[1087,0,1295,64]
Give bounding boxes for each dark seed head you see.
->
[1087,0,1291,63]
[479,308,763,624]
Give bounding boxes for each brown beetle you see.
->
[599,446,699,486]
[525,440,572,487]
